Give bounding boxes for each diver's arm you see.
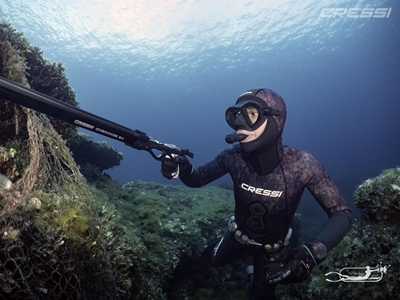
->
[266,155,352,284]
[308,181,353,252]
[310,171,353,252]
[161,149,229,187]
[180,152,229,187]
[180,167,223,187]
[266,204,352,285]
[305,153,353,251]
[316,209,352,251]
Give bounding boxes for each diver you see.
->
[160,88,352,299]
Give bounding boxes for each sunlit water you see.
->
[0,0,399,197]
[1,0,389,79]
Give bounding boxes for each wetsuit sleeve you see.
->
[316,210,352,251]
[180,149,230,187]
[305,154,352,252]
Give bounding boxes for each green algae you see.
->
[91,177,309,300]
[92,178,243,299]
[29,187,96,248]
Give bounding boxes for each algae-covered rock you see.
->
[0,22,124,183]
[94,179,303,300]
[353,167,400,222]
[0,21,78,142]
[68,132,123,182]
[1,22,119,300]
[92,179,240,299]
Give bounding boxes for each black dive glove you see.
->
[265,239,327,284]
[161,155,192,179]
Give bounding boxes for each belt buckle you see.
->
[247,239,263,247]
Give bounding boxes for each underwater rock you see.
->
[95,179,237,299]
[96,179,303,300]
[353,167,400,222]
[0,22,79,181]
[0,22,79,142]
[68,132,123,182]
[0,22,134,300]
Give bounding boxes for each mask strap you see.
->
[267,107,286,118]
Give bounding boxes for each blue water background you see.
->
[1,0,399,208]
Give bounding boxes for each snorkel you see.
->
[225,132,248,144]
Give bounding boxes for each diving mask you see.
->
[225,99,284,131]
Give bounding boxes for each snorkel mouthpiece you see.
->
[225,133,248,144]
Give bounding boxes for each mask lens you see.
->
[225,101,264,130]
[245,105,260,125]
[225,107,240,129]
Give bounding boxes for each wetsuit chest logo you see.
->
[240,182,283,198]
[246,203,266,231]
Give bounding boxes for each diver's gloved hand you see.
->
[161,155,192,179]
[265,240,327,284]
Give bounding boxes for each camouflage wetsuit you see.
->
[180,143,352,299]
[164,88,352,300]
